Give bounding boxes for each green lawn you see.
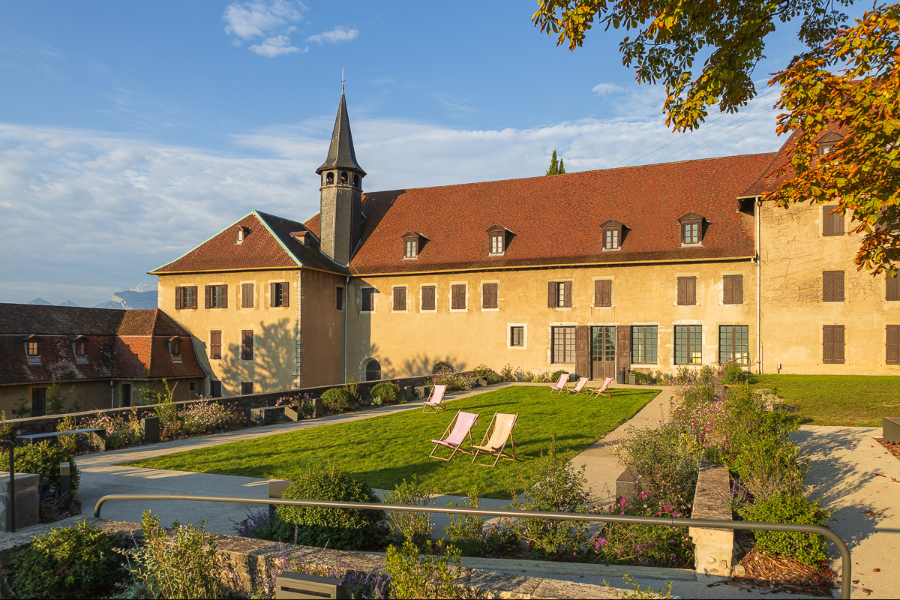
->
[748,374,900,427]
[126,386,660,498]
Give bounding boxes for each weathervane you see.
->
[341,69,345,93]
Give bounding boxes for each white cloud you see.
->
[307,26,358,45]
[592,82,625,96]
[249,35,303,57]
[223,0,303,57]
[0,94,781,304]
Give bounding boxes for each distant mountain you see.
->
[58,299,79,307]
[94,289,158,310]
[130,282,155,293]
[28,298,52,305]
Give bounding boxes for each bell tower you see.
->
[317,91,365,265]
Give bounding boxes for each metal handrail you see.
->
[1,440,14,533]
[95,493,851,598]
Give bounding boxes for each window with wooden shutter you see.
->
[188,286,197,309]
[209,330,222,360]
[823,205,844,236]
[451,284,466,310]
[595,280,612,307]
[361,288,375,312]
[421,286,436,311]
[887,276,900,302]
[563,281,572,307]
[205,285,211,309]
[175,286,183,310]
[482,283,498,309]
[887,325,900,365]
[241,330,253,360]
[270,282,289,307]
[823,325,845,364]
[823,271,845,302]
[723,275,743,305]
[548,281,573,308]
[208,285,228,308]
[677,277,697,305]
[241,283,254,308]
[393,287,407,311]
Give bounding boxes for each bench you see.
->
[884,417,900,444]
[19,428,106,453]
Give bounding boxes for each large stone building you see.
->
[0,305,206,414]
[151,94,900,398]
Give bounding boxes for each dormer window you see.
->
[291,231,310,247]
[75,339,86,355]
[402,232,426,259]
[168,337,182,359]
[487,225,512,256]
[679,213,706,246]
[24,335,40,365]
[601,220,624,250]
[236,226,251,243]
[817,131,843,156]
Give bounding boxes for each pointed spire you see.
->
[317,91,366,176]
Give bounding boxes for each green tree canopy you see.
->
[546,149,567,175]
[533,1,900,276]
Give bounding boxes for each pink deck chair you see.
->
[429,411,479,461]
[587,377,614,398]
[472,412,518,467]
[564,377,589,395]
[549,373,570,394]
[422,384,448,412]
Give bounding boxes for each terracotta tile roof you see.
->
[151,211,345,275]
[304,153,775,274]
[0,304,204,385]
[739,124,851,197]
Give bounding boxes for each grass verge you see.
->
[748,374,900,426]
[126,385,660,498]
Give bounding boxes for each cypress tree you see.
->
[558,158,566,174]
[546,150,559,176]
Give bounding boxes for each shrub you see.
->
[738,493,830,566]
[10,519,122,599]
[83,411,142,450]
[598,492,694,568]
[45,376,78,415]
[550,369,567,384]
[0,411,12,441]
[276,465,386,550]
[507,438,593,559]
[385,540,462,600]
[720,360,746,384]
[498,364,516,382]
[444,488,518,558]
[3,442,80,495]
[432,361,453,374]
[385,477,434,547]
[234,506,295,542]
[615,421,699,508]
[320,388,357,413]
[56,415,80,454]
[472,364,503,384]
[432,370,474,391]
[119,511,223,599]
[180,400,244,435]
[371,382,402,405]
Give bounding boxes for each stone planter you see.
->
[0,472,39,531]
[884,417,900,443]
[140,416,160,444]
[689,460,735,579]
[284,407,300,421]
[476,378,488,387]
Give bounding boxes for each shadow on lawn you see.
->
[792,427,884,554]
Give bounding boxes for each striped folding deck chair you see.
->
[549,373,570,394]
[587,377,614,398]
[429,411,479,461]
[564,377,589,395]
[472,412,519,467]
[422,384,447,412]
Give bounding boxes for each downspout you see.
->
[756,198,762,374]
[110,380,115,409]
[344,275,350,384]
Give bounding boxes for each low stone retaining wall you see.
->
[1,374,440,440]
[688,459,735,579]
[0,473,39,532]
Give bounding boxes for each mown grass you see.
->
[748,374,900,427]
[126,386,660,498]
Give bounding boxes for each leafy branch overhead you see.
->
[533,0,900,276]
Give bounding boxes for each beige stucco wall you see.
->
[759,201,900,375]
[157,269,302,396]
[298,269,347,387]
[345,260,758,380]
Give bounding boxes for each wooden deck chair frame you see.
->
[549,373,570,394]
[422,384,448,412]
[588,377,614,398]
[564,376,589,395]
[472,412,519,467]
[429,411,478,461]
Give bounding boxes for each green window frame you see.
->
[551,326,576,363]
[719,325,750,365]
[631,325,658,364]
[675,325,702,365]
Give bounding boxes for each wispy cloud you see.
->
[0,93,781,304]
[592,82,625,96]
[223,0,304,56]
[307,26,359,44]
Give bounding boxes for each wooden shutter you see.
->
[393,287,406,311]
[823,205,843,236]
[595,280,612,307]
[887,276,900,302]
[282,282,289,307]
[242,330,253,360]
[451,284,466,310]
[548,281,556,308]
[189,286,198,309]
[175,287,183,310]
[241,283,252,308]
[422,286,435,311]
[210,330,221,359]
[834,271,844,302]
[887,325,900,365]
[617,325,631,371]
[677,278,686,305]
[834,325,845,363]
[678,277,696,305]
[823,325,834,364]
[563,281,573,307]
[205,285,211,309]
[575,326,590,378]
[483,283,498,309]
[222,285,228,308]
[823,271,844,302]
[723,275,743,305]
[270,282,277,307]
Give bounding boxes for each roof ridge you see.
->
[253,211,304,268]
[149,210,259,274]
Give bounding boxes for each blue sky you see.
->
[0,1,833,305]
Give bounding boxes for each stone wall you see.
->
[688,459,735,579]
[1,374,436,440]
